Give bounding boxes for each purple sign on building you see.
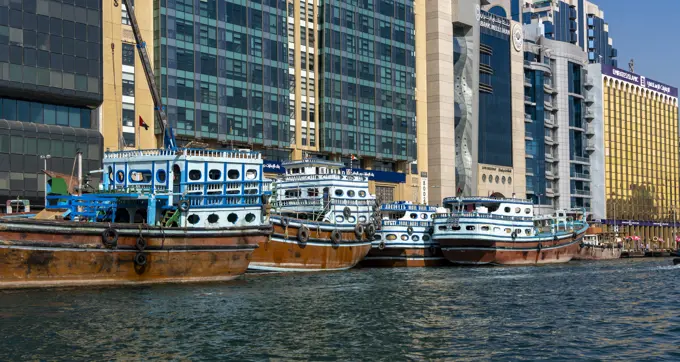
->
[601,65,678,97]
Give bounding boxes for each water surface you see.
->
[0,258,678,360]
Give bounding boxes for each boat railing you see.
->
[104,148,261,160]
[382,220,431,227]
[434,212,532,222]
[443,196,532,204]
[279,174,368,182]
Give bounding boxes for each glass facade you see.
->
[154,0,290,146]
[0,97,92,128]
[603,78,679,245]
[0,0,103,107]
[478,15,512,167]
[568,61,590,209]
[524,63,547,204]
[319,0,416,161]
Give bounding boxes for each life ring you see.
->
[354,224,365,239]
[134,252,147,266]
[378,241,386,250]
[330,229,342,244]
[281,217,290,227]
[298,226,310,243]
[407,226,414,235]
[343,207,351,218]
[136,236,147,251]
[511,231,518,240]
[366,223,376,238]
[179,200,190,212]
[101,227,119,248]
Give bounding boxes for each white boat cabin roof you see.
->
[443,196,533,206]
[281,158,345,175]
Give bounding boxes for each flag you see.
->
[350,154,357,161]
[139,116,149,130]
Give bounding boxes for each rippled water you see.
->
[0,258,679,361]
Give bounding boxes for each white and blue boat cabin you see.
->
[373,201,446,247]
[91,148,267,228]
[271,158,375,225]
[433,197,587,240]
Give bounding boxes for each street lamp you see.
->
[40,154,52,208]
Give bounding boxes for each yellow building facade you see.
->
[600,66,679,249]
[102,0,157,152]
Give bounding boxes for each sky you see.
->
[594,0,680,89]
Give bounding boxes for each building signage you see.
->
[421,176,428,204]
[481,165,513,174]
[262,160,406,183]
[594,219,680,228]
[602,65,678,97]
[479,10,510,35]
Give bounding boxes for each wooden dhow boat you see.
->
[360,202,449,267]
[433,197,588,265]
[573,225,622,260]
[249,159,376,271]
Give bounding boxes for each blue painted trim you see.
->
[127,169,153,184]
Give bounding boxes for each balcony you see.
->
[572,155,590,164]
[545,153,555,161]
[545,100,554,110]
[525,113,533,123]
[572,189,591,197]
[525,77,532,87]
[544,116,556,128]
[525,96,536,105]
[525,131,533,140]
[570,170,590,180]
[570,123,585,132]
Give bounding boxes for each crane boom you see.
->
[119,0,177,150]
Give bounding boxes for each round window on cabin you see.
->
[359,190,366,197]
[335,189,344,196]
[335,215,344,223]
[228,169,240,180]
[209,169,222,180]
[116,170,125,183]
[347,190,355,197]
[108,166,114,182]
[359,216,367,223]
[412,235,420,241]
[515,207,521,213]
[227,213,238,224]
[207,214,219,223]
[525,208,531,214]
[422,235,430,241]
[245,213,256,223]
[401,235,409,241]
[482,174,487,182]
[348,216,356,223]
[466,225,475,231]
[386,234,397,241]
[157,169,167,183]
[504,207,511,213]
[187,214,200,225]
[525,229,532,235]
[421,213,428,219]
[246,169,257,180]
[189,170,202,181]
[410,213,418,219]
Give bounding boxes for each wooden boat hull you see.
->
[573,245,622,260]
[359,246,449,267]
[0,218,269,289]
[438,232,585,265]
[249,219,372,271]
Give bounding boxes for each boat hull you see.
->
[359,246,449,267]
[249,219,372,271]
[573,245,622,260]
[0,218,268,289]
[438,232,585,265]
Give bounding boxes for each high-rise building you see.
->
[102,0,157,152]
[589,64,679,249]
[146,0,426,204]
[0,0,104,206]
[520,0,617,66]
[523,25,597,214]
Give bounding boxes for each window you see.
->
[410,213,417,219]
[208,214,219,223]
[347,190,355,197]
[228,169,240,179]
[156,170,167,183]
[335,189,344,196]
[122,79,134,96]
[129,170,152,183]
[504,207,511,213]
[122,43,135,66]
[188,214,200,225]
[189,170,202,180]
[208,169,221,180]
[246,169,258,180]
[466,225,475,231]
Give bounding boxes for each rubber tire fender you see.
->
[354,224,365,240]
[136,236,147,251]
[102,227,119,248]
[179,200,190,212]
[298,226,310,243]
[330,229,342,244]
[366,223,376,238]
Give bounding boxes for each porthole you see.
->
[347,190,355,197]
[358,216,367,223]
[481,226,490,231]
[422,235,430,241]
[412,235,420,241]
[515,229,521,235]
[228,169,240,179]
[209,169,222,180]
[494,227,501,232]
[401,235,409,241]
[189,170,202,181]
[374,234,382,240]
[359,190,366,197]
[386,234,397,241]
[208,214,219,223]
[525,229,532,235]
[187,214,200,225]
[421,213,428,219]
[245,213,256,223]
[246,169,258,180]
[482,174,487,182]
[335,189,344,196]
[348,216,356,223]
[452,226,461,231]
[504,207,511,213]
[525,208,531,214]
[502,176,506,184]
[438,226,447,231]
[108,166,114,182]
[157,169,167,183]
[335,215,344,223]
[466,225,475,231]
[495,176,500,183]
[227,213,238,224]
[410,213,418,219]
[505,228,512,234]
[116,170,125,182]
[515,207,521,213]
[508,177,512,185]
